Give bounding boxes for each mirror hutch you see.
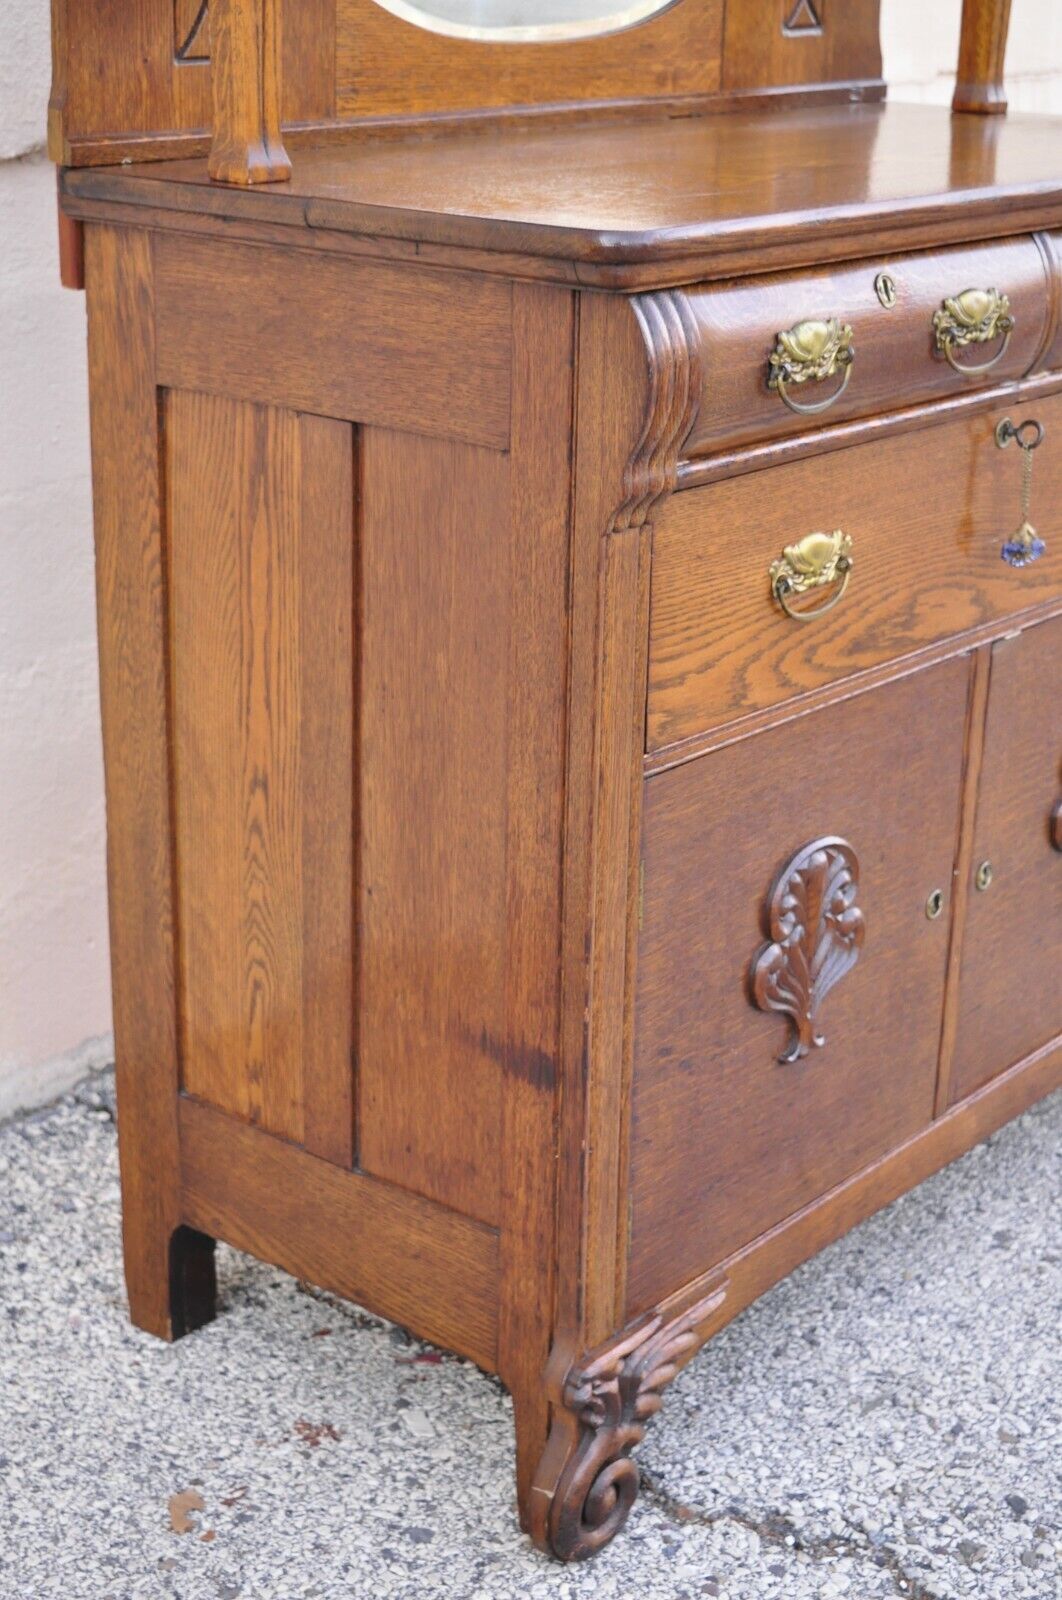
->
[49,0,1060,1561]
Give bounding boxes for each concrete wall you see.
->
[1,2,1060,1117]
[0,9,111,1118]
[884,0,1062,113]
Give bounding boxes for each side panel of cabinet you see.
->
[949,615,1062,1103]
[627,661,969,1318]
[166,391,356,1163]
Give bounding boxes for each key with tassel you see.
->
[996,417,1046,568]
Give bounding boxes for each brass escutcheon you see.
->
[933,288,1014,374]
[925,889,945,920]
[768,318,855,415]
[975,860,994,892]
[770,530,854,621]
[874,272,898,309]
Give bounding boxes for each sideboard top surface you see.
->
[63,103,1062,287]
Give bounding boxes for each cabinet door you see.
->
[949,616,1062,1105]
[627,660,969,1318]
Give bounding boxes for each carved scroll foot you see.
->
[530,1282,726,1561]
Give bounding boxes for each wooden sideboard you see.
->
[51,0,1060,1564]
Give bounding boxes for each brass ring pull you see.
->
[933,288,1014,376]
[770,530,854,622]
[943,332,1012,375]
[768,319,855,417]
[775,364,853,416]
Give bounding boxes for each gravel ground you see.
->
[1,1073,1059,1600]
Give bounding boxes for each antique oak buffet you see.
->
[50,0,1061,1562]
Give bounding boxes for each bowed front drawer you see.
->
[679,233,1060,457]
[648,392,1061,751]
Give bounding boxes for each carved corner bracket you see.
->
[750,836,865,1063]
[609,290,703,536]
[532,1281,727,1561]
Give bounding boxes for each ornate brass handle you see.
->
[770,530,854,621]
[933,288,1014,374]
[768,318,855,415]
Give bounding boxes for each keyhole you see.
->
[874,272,898,309]
[925,888,944,920]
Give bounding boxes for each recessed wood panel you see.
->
[723,0,881,91]
[648,396,1062,750]
[627,661,969,1317]
[167,390,355,1159]
[155,236,512,450]
[49,0,333,160]
[356,427,511,1225]
[335,0,724,120]
[950,615,1062,1102]
[180,1098,500,1369]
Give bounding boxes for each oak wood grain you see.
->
[723,0,881,93]
[167,391,355,1159]
[335,0,723,121]
[49,0,331,165]
[356,428,509,1225]
[154,234,512,448]
[497,284,575,1514]
[51,0,882,168]
[207,0,291,184]
[180,1096,500,1369]
[681,235,1050,459]
[646,1033,1061,1347]
[954,0,1013,115]
[648,398,1062,750]
[627,660,969,1316]
[84,224,210,1338]
[933,646,993,1116]
[61,105,1062,292]
[949,614,1062,1101]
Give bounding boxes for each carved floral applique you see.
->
[750,836,865,1063]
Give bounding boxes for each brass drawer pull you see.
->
[933,288,1014,375]
[768,318,854,415]
[770,530,853,621]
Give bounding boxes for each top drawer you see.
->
[681,236,1054,457]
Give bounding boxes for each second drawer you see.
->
[647,394,1062,751]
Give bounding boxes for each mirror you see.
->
[370,1,679,44]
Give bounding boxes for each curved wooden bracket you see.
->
[611,290,703,535]
[208,0,292,185]
[531,1281,727,1561]
[953,0,1013,115]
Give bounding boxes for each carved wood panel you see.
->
[175,0,210,61]
[784,0,824,35]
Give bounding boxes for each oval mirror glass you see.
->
[370,1,678,44]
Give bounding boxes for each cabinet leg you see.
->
[124,1219,217,1342]
[528,1282,727,1561]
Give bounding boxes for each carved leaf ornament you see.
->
[548,1286,727,1560]
[750,836,865,1063]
